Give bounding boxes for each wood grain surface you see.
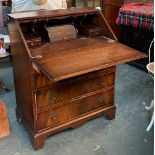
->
[33,39,146,81]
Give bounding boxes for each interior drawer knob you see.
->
[100,82,104,86]
[50,113,57,120]
[98,95,104,103]
[49,92,58,100]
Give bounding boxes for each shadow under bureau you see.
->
[8,8,146,150]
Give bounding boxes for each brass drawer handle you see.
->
[100,82,104,86]
[98,95,104,103]
[30,42,34,46]
[50,113,57,120]
[49,92,58,100]
[76,100,81,104]
[49,96,57,100]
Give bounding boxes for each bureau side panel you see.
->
[8,20,34,130]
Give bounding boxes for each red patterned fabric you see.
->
[116,3,154,30]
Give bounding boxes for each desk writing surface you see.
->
[31,38,146,81]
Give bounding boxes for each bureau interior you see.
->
[19,12,115,49]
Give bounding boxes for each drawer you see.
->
[35,69,115,109]
[33,66,115,90]
[88,29,102,37]
[36,89,114,131]
[27,39,41,49]
[78,25,103,38]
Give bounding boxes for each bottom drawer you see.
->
[36,88,114,131]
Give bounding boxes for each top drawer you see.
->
[32,67,115,90]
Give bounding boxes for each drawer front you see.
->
[33,67,115,90]
[36,89,114,131]
[36,70,115,109]
[88,30,102,37]
[27,40,41,49]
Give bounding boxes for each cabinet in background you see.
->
[102,0,124,40]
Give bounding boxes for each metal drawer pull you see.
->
[50,113,57,120]
[76,100,81,104]
[49,96,57,100]
[49,92,58,100]
[100,82,104,86]
[98,95,104,103]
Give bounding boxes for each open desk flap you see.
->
[32,41,146,82]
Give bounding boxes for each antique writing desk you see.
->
[8,8,146,150]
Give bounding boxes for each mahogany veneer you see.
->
[8,8,146,150]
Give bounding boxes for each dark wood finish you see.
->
[8,20,35,130]
[32,40,145,81]
[37,87,114,131]
[78,24,104,37]
[32,65,115,90]
[72,0,102,8]
[103,0,123,5]
[24,34,42,49]
[102,0,124,40]
[46,25,77,43]
[8,8,146,150]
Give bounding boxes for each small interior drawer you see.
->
[35,68,115,109]
[36,88,114,131]
[27,40,41,49]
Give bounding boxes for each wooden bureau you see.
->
[8,8,146,150]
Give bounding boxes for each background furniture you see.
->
[8,8,145,150]
[116,3,154,71]
[102,0,124,40]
